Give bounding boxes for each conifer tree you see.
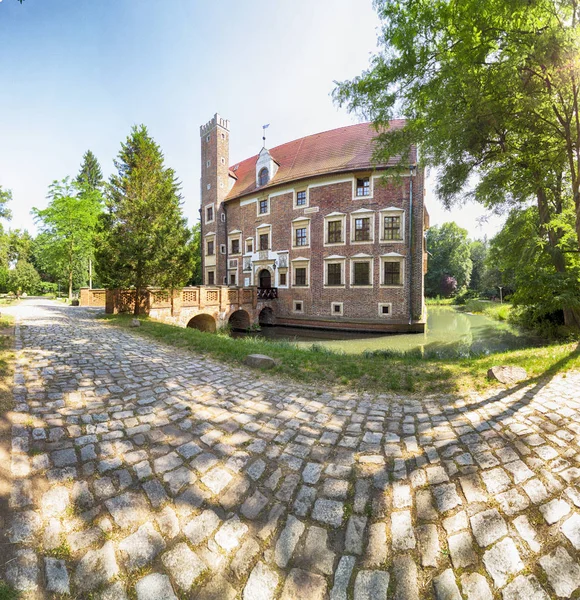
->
[96,125,193,316]
[76,150,103,191]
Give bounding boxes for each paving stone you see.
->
[243,561,279,600]
[502,575,550,600]
[215,516,248,552]
[293,485,316,516]
[433,568,462,600]
[275,514,305,567]
[523,479,549,504]
[98,581,129,600]
[482,537,524,587]
[135,573,177,600]
[280,568,327,600]
[432,483,462,513]
[298,525,335,575]
[345,514,367,554]
[330,555,356,600]
[6,549,39,592]
[105,491,150,529]
[153,452,182,474]
[303,462,323,484]
[184,509,220,545]
[45,557,70,594]
[539,498,571,524]
[118,522,165,571]
[201,466,233,494]
[73,541,119,592]
[155,505,180,539]
[142,478,169,508]
[496,488,529,515]
[241,489,269,519]
[161,542,206,590]
[393,555,419,600]
[416,488,438,519]
[443,510,468,534]
[417,523,440,567]
[354,570,389,600]
[312,498,344,527]
[363,521,388,567]
[562,512,580,549]
[196,574,237,600]
[539,546,580,597]
[392,510,416,550]
[470,508,508,547]
[231,537,261,578]
[9,509,42,542]
[513,514,541,552]
[460,572,492,600]
[448,531,477,568]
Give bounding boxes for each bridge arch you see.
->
[228,309,251,331]
[187,313,216,333]
[259,306,276,326]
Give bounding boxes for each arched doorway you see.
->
[258,269,272,288]
[228,310,251,331]
[186,314,217,333]
[259,307,275,326]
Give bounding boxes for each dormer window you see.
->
[258,168,270,186]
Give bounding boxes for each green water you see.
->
[250,306,542,356]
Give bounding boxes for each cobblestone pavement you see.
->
[3,300,580,599]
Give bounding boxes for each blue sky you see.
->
[0,0,504,238]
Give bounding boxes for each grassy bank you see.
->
[101,314,580,394]
[460,299,512,322]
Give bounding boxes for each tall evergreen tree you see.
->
[76,150,103,191]
[95,125,193,316]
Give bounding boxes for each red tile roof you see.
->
[226,120,411,201]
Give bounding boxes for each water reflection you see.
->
[237,307,543,357]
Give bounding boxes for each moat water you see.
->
[241,306,543,357]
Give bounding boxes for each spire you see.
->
[262,123,270,148]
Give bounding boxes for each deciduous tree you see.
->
[8,260,40,298]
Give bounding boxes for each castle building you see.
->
[199,113,428,332]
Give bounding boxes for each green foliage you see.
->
[0,186,13,221]
[96,125,193,315]
[469,240,488,293]
[189,222,202,286]
[0,580,20,600]
[425,222,472,296]
[76,150,103,191]
[32,178,103,299]
[7,260,41,297]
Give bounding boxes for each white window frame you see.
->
[324,212,347,247]
[228,270,238,286]
[380,254,405,287]
[291,258,310,288]
[350,209,375,244]
[291,217,310,249]
[352,175,374,200]
[205,268,216,286]
[228,230,242,256]
[323,255,346,288]
[378,303,393,317]
[331,302,344,316]
[294,189,309,209]
[350,255,374,288]
[205,234,216,257]
[205,203,215,224]
[277,269,288,288]
[245,237,254,254]
[293,300,304,313]
[256,224,272,251]
[379,208,405,243]
[220,244,226,255]
[257,197,270,217]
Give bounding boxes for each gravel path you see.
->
[3,299,580,599]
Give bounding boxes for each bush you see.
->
[454,289,479,305]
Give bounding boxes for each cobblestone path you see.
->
[3,301,580,599]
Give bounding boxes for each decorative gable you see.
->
[256,147,279,187]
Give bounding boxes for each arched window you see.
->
[258,167,269,186]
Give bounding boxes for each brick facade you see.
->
[200,114,427,332]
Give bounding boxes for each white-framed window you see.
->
[220,244,226,255]
[205,204,215,224]
[295,189,308,209]
[258,168,270,187]
[380,208,405,242]
[292,218,310,249]
[228,271,237,286]
[350,255,374,287]
[331,302,344,316]
[350,210,375,244]
[228,231,242,256]
[324,212,346,246]
[380,254,405,287]
[206,269,215,285]
[353,175,372,198]
[293,300,304,313]
[245,238,254,254]
[291,259,310,288]
[206,239,215,256]
[378,303,392,317]
[256,224,271,251]
[324,256,346,288]
[257,197,270,217]
[278,269,288,288]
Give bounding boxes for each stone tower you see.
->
[200,113,230,285]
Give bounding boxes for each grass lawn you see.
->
[101,314,580,394]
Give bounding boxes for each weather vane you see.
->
[262,123,270,147]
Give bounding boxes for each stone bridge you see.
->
[80,286,278,332]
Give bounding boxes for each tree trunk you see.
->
[134,286,140,316]
[68,269,73,300]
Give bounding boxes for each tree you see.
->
[0,186,13,221]
[33,178,103,299]
[469,239,488,294]
[76,150,103,191]
[425,222,472,296]
[334,0,580,327]
[189,222,202,286]
[8,260,41,298]
[8,229,33,265]
[95,125,193,316]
